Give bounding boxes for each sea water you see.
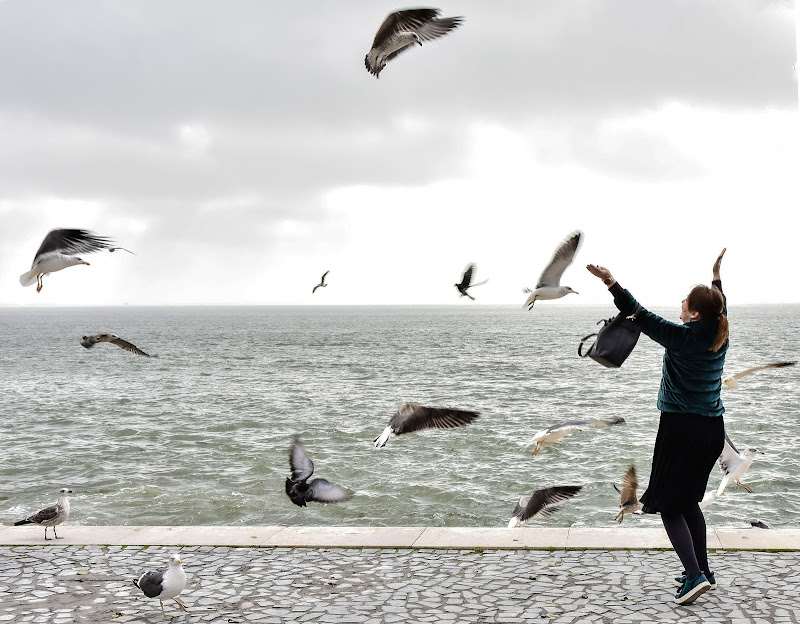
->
[0,305,797,529]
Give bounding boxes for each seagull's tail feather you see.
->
[19,269,38,287]
[13,519,32,526]
[373,427,393,448]
[132,579,141,590]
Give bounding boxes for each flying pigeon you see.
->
[285,438,353,507]
[455,263,488,300]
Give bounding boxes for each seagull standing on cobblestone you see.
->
[13,488,72,540]
[133,553,187,618]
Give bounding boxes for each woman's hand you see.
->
[712,248,726,282]
[586,264,613,281]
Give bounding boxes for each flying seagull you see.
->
[365,8,463,78]
[13,488,72,540]
[527,416,624,456]
[614,465,643,523]
[507,485,582,528]
[285,438,353,507]
[523,230,582,310]
[19,228,119,293]
[133,553,188,618]
[455,263,488,300]
[723,361,795,389]
[374,402,479,448]
[312,271,330,294]
[81,334,150,357]
[715,430,763,495]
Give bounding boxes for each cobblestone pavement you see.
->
[0,546,798,623]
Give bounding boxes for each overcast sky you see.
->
[0,0,797,306]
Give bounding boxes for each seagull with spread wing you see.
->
[527,416,624,456]
[455,263,488,300]
[523,231,582,310]
[13,488,72,540]
[508,485,582,528]
[723,361,795,389]
[715,430,763,495]
[373,402,479,447]
[614,465,643,523]
[365,8,463,78]
[285,438,353,507]
[81,334,150,357]
[20,228,121,293]
[312,271,330,294]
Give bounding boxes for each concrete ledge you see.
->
[1,525,798,550]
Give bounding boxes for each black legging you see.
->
[661,503,709,579]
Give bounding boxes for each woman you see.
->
[586,248,728,606]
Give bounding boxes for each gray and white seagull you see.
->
[13,488,72,540]
[455,263,488,300]
[312,270,330,294]
[523,231,582,310]
[365,8,464,78]
[715,430,764,495]
[374,402,479,447]
[81,334,150,357]
[507,485,582,528]
[614,465,643,523]
[527,416,624,456]
[19,228,121,293]
[133,553,188,618]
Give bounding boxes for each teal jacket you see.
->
[612,288,727,417]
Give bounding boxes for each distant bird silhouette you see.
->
[614,465,643,523]
[374,402,479,447]
[523,231,582,310]
[14,488,72,540]
[133,553,187,617]
[723,361,795,389]
[20,228,119,293]
[312,271,330,294]
[527,417,624,456]
[455,263,488,300]
[715,430,763,495]
[365,8,463,78]
[81,334,150,357]
[285,438,353,507]
[507,485,582,528]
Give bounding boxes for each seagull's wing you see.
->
[289,439,314,483]
[590,416,626,428]
[134,569,165,598]
[388,402,479,435]
[469,279,488,288]
[307,479,353,504]
[517,485,582,523]
[727,361,796,382]
[109,336,150,357]
[413,14,464,42]
[717,434,742,494]
[371,8,442,48]
[618,465,639,507]
[535,231,582,288]
[31,229,114,267]
[26,504,59,524]
[544,420,588,434]
[320,270,329,284]
[458,264,475,289]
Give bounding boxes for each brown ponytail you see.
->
[686,284,728,352]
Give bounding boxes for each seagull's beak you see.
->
[82,261,91,266]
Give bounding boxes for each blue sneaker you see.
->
[674,573,711,604]
[673,570,716,589]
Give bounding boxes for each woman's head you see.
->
[682,284,728,351]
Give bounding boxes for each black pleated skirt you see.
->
[640,411,725,514]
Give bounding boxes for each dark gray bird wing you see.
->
[289,439,314,483]
[32,229,114,266]
[109,336,150,357]
[458,264,475,289]
[307,478,353,504]
[371,8,441,47]
[516,486,582,523]
[590,416,626,428]
[134,569,165,598]
[388,402,479,435]
[618,465,639,507]
[26,504,59,524]
[536,231,582,288]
